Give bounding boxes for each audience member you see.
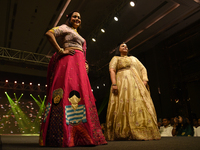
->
[194,118,200,137]
[159,117,173,137]
[172,115,194,137]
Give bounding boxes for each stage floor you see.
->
[1,135,200,150]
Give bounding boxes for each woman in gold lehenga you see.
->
[105,43,161,140]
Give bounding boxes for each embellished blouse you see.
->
[49,24,85,50]
[109,56,149,81]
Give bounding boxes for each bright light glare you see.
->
[101,29,105,33]
[130,1,135,7]
[92,38,96,42]
[114,16,118,21]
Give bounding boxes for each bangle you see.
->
[112,84,117,86]
[58,48,64,53]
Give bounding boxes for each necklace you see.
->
[71,27,78,33]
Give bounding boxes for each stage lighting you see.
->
[130,1,135,7]
[5,80,8,83]
[22,82,24,84]
[114,16,118,21]
[92,38,96,42]
[45,85,47,87]
[194,0,200,4]
[103,84,106,86]
[14,81,17,84]
[38,84,40,86]
[101,28,105,33]
[30,82,32,85]
[97,86,99,89]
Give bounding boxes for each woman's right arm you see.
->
[46,31,61,53]
[46,30,75,55]
[109,68,118,95]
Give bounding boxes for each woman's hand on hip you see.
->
[143,81,147,86]
[63,48,75,55]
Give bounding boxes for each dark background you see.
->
[0,0,200,134]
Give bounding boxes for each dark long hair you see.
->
[114,42,131,56]
[65,10,81,33]
[177,115,190,129]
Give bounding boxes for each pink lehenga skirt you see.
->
[39,50,107,147]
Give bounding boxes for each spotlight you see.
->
[103,84,106,86]
[14,81,17,84]
[130,1,135,7]
[101,29,105,33]
[91,89,93,92]
[45,85,47,87]
[5,80,8,83]
[92,38,96,42]
[114,16,118,21]
[97,86,99,89]
[38,83,40,86]
[22,82,24,84]
[30,82,32,85]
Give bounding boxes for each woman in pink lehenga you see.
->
[39,11,107,147]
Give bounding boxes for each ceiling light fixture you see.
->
[114,16,118,21]
[130,1,135,7]
[92,38,96,42]
[101,29,105,33]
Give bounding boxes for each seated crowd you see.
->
[158,115,200,137]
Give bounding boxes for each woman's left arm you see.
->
[135,57,148,86]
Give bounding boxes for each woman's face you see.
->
[178,116,183,123]
[119,43,128,56]
[70,12,81,29]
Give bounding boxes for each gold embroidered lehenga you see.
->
[105,56,161,140]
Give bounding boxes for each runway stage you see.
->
[1,135,200,150]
